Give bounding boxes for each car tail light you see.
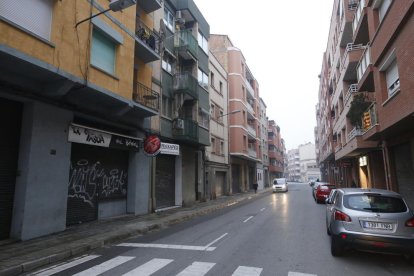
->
[405,217,414,227]
[334,210,352,222]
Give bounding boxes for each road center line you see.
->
[243,216,254,223]
[260,208,266,212]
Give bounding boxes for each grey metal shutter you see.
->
[155,155,175,209]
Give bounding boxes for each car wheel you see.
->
[331,236,344,257]
[404,254,414,265]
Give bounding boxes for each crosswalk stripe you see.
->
[288,272,317,276]
[32,255,100,276]
[176,261,215,276]
[122,258,173,276]
[73,256,135,276]
[232,266,263,276]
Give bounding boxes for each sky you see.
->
[193,0,334,150]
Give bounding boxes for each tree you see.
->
[346,94,371,128]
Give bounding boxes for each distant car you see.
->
[272,178,288,193]
[325,188,414,259]
[315,183,336,203]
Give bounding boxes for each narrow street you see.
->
[30,183,413,276]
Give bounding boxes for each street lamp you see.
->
[75,0,137,28]
[218,109,241,118]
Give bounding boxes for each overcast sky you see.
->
[193,0,334,150]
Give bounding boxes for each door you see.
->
[155,155,175,209]
[0,98,22,239]
[231,164,240,194]
[393,142,414,208]
[215,171,225,197]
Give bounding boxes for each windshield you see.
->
[273,179,286,184]
[343,194,407,213]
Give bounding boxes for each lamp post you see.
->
[218,109,241,118]
[75,0,137,28]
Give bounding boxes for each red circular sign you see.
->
[143,135,161,156]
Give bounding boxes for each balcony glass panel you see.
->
[174,29,198,59]
[173,72,198,100]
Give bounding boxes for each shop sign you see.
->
[160,142,180,155]
[143,135,161,156]
[68,124,141,151]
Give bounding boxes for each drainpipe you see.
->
[382,141,391,190]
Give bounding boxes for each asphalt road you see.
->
[30,183,414,276]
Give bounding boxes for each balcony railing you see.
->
[247,124,256,137]
[248,148,257,158]
[347,127,364,141]
[172,118,198,142]
[345,84,358,103]
[352,0,365,32]
[357,45,371,81]
[135,18,160,63]
[342,43,364,68]
[174,29,198,60]
[173,72,198,100]
[132,82,159,111]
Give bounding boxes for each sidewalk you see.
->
[0,189,271,276]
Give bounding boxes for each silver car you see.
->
[326,188,414,259]
[272,178,288,193]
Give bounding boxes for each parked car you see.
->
[272,178,288,193]
[315,183,336,203]
[325,188,414,260]
[312,181,328,199]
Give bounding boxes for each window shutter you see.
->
[91,29,116,74]
[385,60,399,88]
[0,0,53,40]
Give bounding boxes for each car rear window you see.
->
[343,194,407,213]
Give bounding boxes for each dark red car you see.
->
[315,183,336,204]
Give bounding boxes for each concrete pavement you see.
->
[0,189,271,276]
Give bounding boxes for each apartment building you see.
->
[268,120,285,181]
[259,99,270,188]
[0,0,162,240]
[298,142,321,182]
[209,35,262,193]
[287,149,301,182]
[316,0,414,207]
[152,0,210,208]
[205,51,229,199]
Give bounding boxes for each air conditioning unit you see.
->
[175,10,185,26]
[174,119,184,130]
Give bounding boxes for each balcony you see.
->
[172,118,198,143]
[173,72,198,100]
[357,46,371,82]
[248,148,257,159]
[335,125,378,159]
[132,82,160,112]
[342,43,365,81]
[352,0,365,32]
[344,84,358,104]
[174,29,198,60]
[135,18,160,63]
[247,124,256,138]
[137,0,162,13]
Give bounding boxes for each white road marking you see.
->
[232,266,262,276]
[288,272,317,276]
[32,255,100,276]
[73,256,134,276]
[243,216,254,223]
[176,261,215,276]
[122,258,173,276]
[260,208,266,212]
[117,243,216,251]
[204,233,228,249]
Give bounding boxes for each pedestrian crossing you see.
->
[31,255,317,276]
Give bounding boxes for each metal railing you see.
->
[345,84,358,103]
[135,18,160,54]
[342,43,364,68]
[247,124,256,137]
[132,82,159,111]
[347,127,364,141]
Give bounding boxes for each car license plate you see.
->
[363,221,393,230]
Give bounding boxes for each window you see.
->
[385,60,400,97]
[377,0,392,22]
[210,103,215,118]
[162,52,174,74]
[0,0,54,40]
[199,108,209,129]
[198,32,209,54]
[91,28,116,75]
[220,141,224,155]
[198,68,209,90]
[219,81,223,93]
[211,137,216,153]
[164,8,174,32]
[210,72,215,88]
